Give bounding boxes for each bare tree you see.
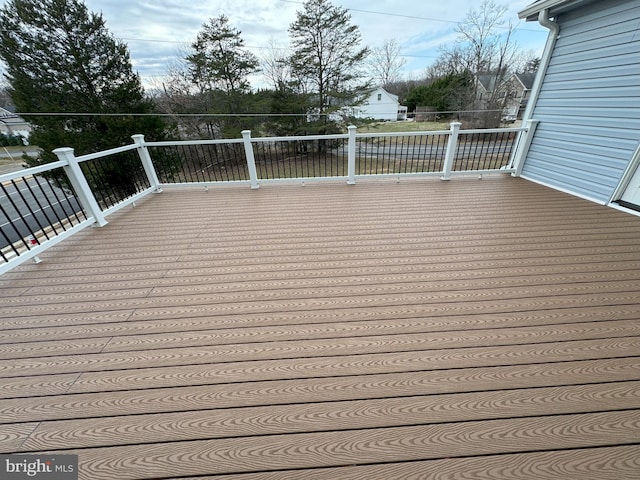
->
[150,46,213,138]
[517,51,541,73]
[261,38,293,90]
[430,0,521,127]
[368,39,406,88]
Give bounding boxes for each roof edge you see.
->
[518,0,590,20]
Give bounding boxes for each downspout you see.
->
[511,9,560,175]
[521,9,560,122]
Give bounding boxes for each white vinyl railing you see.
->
[0,121,536,274]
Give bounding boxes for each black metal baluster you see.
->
[0,181,36,250]
[20,176,58,240]
[31,175,63,234]
[52,175,85,224]
[0,190,26,256]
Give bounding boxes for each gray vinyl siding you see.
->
[522,0,640,204]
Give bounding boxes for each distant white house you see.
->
[351,87,407,122]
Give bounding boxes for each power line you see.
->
[280,0,459,24]
[278,0,544,32]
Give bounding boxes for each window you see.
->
[377,93,382,101]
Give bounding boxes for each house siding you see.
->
[357,88,405,121]
[521,0,640,204]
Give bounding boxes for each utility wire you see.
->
[278,0,543,32]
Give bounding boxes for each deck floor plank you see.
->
[183,446,640,480]
[16,381,640,451]
[2,303,640,342]
[3,358,638,425]
[1,319,638,375]
[40,411,640,479]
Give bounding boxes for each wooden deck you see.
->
[1,175,639,479]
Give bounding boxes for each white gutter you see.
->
[518,0,584,20]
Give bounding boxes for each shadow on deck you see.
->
[1,176,639,479]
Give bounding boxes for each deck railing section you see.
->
[355,131,449,176]
[453,129,520,173]
[53,140,157,219]
[0,121,534,273]
[252,134,348,180]
[0,139,157,274]
[148,138,249,184]
[0,164,89,271]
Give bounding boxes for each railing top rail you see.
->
[0,159,67,183]
[142,126,529,148]
[75,143,140,163]
[355,129,451,139]
[144,138,245,147]
[457,126,527,134]
[250,133,348,143]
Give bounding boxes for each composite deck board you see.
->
[2,301,640,339]
[4,259,640,297]
[35,411,640,479]
[5,287,639,322]
[3,305,640,350]
[4,267,640,308]
[3,337,639,400]
[1,177,639,479]
[3,358,638,424]
[185,446,640,480]
[6,262,640,300]
[1,320,638,374]
[15,381,640,451]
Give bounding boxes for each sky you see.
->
[3,0,551,89]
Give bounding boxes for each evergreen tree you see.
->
[404,73,473,114]
[185,15,260,138]
[0,0,167,164]
[288,0,369,134]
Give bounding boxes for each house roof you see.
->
[370,86,399,103]
[476,74,499,93]
[514,73,536,90]
[518,0,600,20]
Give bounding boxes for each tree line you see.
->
[0,0,537,167]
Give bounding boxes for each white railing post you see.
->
[347,124,356,185]
[510,119,539,177]
[53,147,108,227]
[442,121,462,181]
[241,130,259,189]
[131,134,162,193]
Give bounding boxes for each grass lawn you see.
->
[356,120,450,133]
